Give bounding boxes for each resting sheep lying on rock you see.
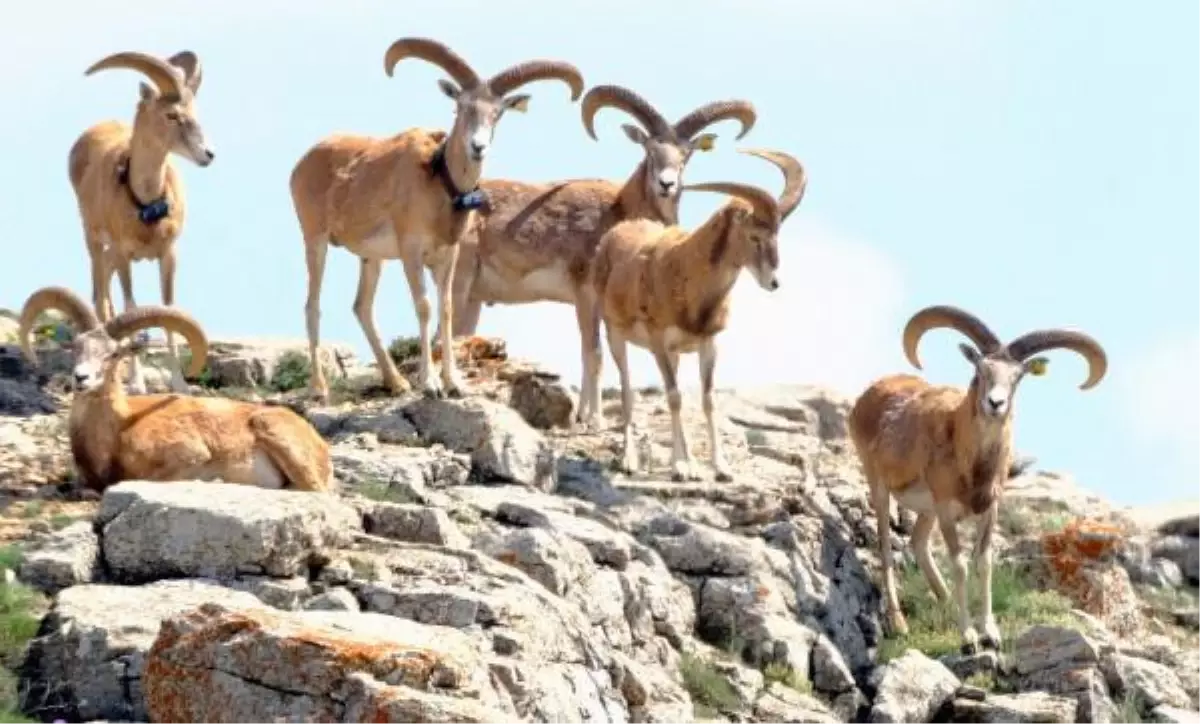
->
[18,286,334,493]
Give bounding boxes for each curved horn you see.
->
[902,305,1003,369]
[580,85,670,141]
[487,60,584,101]
[105,307,209,378]
[673,100,758,142]
[739,148,807,220]
[166,50,202,93]
[683,181,777,220]
[1004,329,1108,390]
[383,37,480,90]
[17,287,101,364]
[85,51,185,98]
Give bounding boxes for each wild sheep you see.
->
[590,148,807,482]
[448,85,757,426]
[69,49,215,395]
[18,287,333,493]
[848,304,1107,653]
[289,37,584,401]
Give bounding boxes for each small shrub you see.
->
[0,575,43,721]
[388,336,420,365]
[270,351,312,392]
[177,349,217,388]
[762,661,812,694]
[48,514,76,531]
[744,429,768,447]
[964,671,997,692]
[679,652,740,718]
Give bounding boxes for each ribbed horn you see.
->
[1004,329,1108,390]
[738,148,807,220]
[85,51,185,98]
[104,307,209,378]
[487,60,584,101]
[580,84,670,141]
[383,37,480,90]
[683,181,778,220]
[17,287,101,365]
[902,305,1002,370]
[673,100,757,142]
[166,50,202,93]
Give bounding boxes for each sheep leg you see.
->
[431,244,465,397]
[158,248,188,393]
[304,234,330,400]
[574,289,603,430]
[448,242,482,337]
[606,325,638,475]
[973,501,1001,650]
[936,503,979,654]
[355,258,410,396]
[112,254,148,395]
[698,338,731,481]
[88,234,114,323]
[872,481,907,635]
[400,253,443,398]
[912,512,950,602]
[652,346,697,482]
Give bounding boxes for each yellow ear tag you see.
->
[694,135,716,152]
[1029,359,1048,376]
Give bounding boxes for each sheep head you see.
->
[684,148,806,292]
[582,85,757,220]
[385,37,584,165]
[902,305,1108,421]
[18,286,208,393]
[86,50,215,167]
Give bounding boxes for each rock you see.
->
[333,444,471,495]
[405,397,557,491]
[16,520,99,595]
[1152,705,1200,723]
[20,579,265,722]
[97,481,360,582]
[611,652,692,723]
[1015,625,1114,724]
[363,501,468,548]
[143,602,512,723]
[1102,653,1191,710]
[1014,625,1102,676]
[940,651,1001,681]
[1153,535,1200,585]
[811,634,856,693]
[199,339,355,389]
[228,575,311,610]
[753,681,839,723]
[1158,514,1200,539]
[508,369,575,430]
[481,527,593,597]
[947,691,1078,723]
[868,650,960,723]
[304,587,361,611]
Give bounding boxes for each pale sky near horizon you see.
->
[0,1,1195,506]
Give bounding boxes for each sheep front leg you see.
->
[652,345,697,482]
[606,325,638,475]
[936,502,979,654]
[88,235,114,323]
[158,248,188,393]
[431,244,465,398]
[574,289,603,430]
[698,338,731,481]
[401,252,443,398]
[871,480,907,635]
[973,501,1001,650]
[912,512,950,602]
[355,258,409,396]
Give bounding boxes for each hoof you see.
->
[960,640,980,656]
[980,634,1000,651]
[671,471,685,482]
[714,470,733,483]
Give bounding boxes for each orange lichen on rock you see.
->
[1040,517,1141,635]
[144,602,495,723]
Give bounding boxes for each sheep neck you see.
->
[952,380,1013,514]
[69,368,132,491]
[126,118,170,206]
[675,208,742,336]
[614,160,677,225]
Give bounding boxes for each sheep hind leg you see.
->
[249,411,333,491]
[871,480,908,635]
[355,258,410,396]
[936,501,980,654]
[912,511,950,602]
[698,338,731,482]
[574,289,603,431]
[652,346,697,482]
[400,252,442,398]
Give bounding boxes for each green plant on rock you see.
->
[270,350,312,392]
[388,336,421,365]
[876,560,1080,662]
[679,652,741,720]
[0,568,43,723]
[762,661,812,694]
[177,349,217,388]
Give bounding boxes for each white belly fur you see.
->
[476,263,577,304]
[624,323,705,354]
[251,450,285,489]
[893,482,967,520]
[357,224,402,260]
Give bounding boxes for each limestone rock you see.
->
[16,520,99,595]
[868,650,959,723]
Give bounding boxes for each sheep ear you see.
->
[958,343,981,365]
[139,82,159,102]
[691,133,717,152]
[1025,356,1049,377]
[502,94,530,113]
[437,79,461,101]
[622,124,648,146]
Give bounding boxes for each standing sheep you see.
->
[289,37,584,401]
[591,148,806,481]
[848,304,1107,653]
[69,49,215,394]
[448,84,757,427]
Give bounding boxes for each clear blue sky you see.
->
[1,0,1196,506]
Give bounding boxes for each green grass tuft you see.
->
[270,350,312,392]
[388,336,421,365]
[679,652,741,718]
[0,574,42,722]
[762,661,812,694]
